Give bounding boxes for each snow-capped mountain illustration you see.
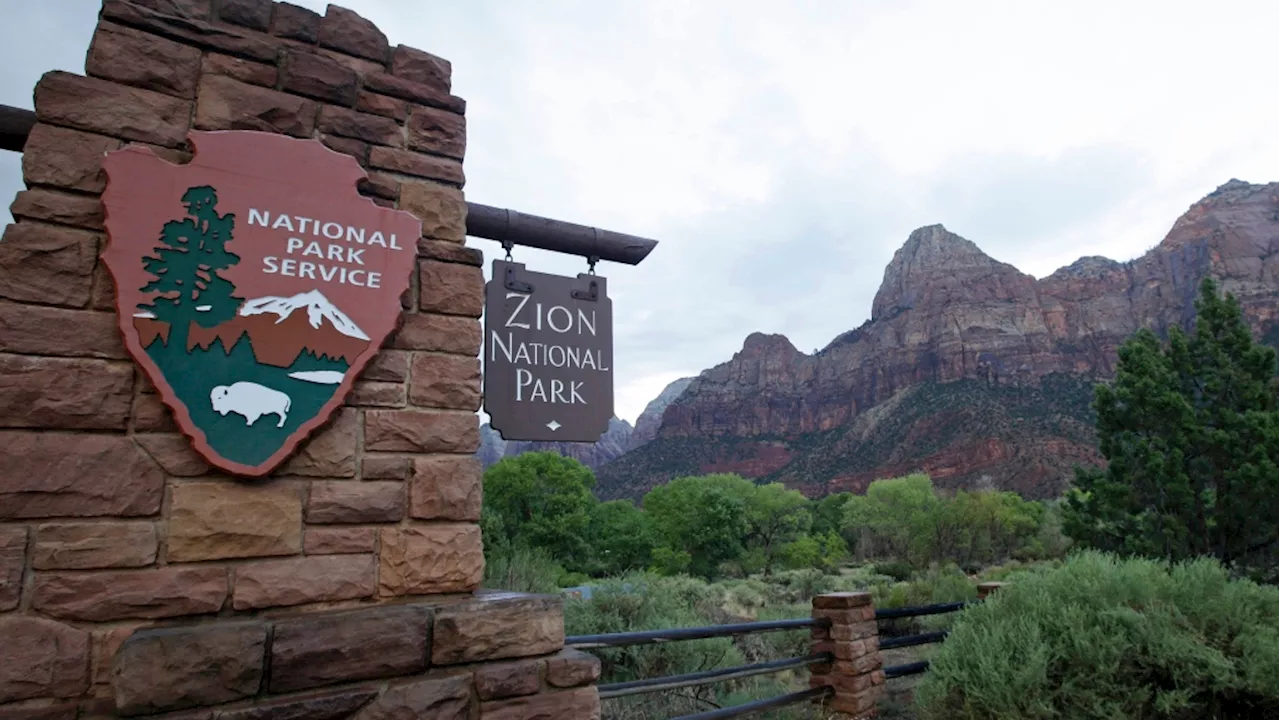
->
[239,290,369,341]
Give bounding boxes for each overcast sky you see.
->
[2,0,1277,423]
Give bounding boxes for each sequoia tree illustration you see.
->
[137,186,242,351]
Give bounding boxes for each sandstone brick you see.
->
[318,105,401,146]
[317,47,385,76]
[0,431,165,519]
[33,522,157,570]
[416,239,483,266]
[134,391,178,432]
[317,5,388,62]
[232,554,375,610]
[10,188,104,230]
[125,0,211,19]
[21,123,121,192]
[217,0,271,30]
[814,592,874,609]
[0,527,26,611]
[419,260,483,317]
[135,433,210,476]
[0,222,99,308]
[282,50,358,105]
[304,526,377,554]
[363,72,464,114]
[354,675,471,720]
[406,107,465,160]
[378,524,482,596]
[270,2,320,42]
[102,0,278,62]
[349,380,406,407]
[35,71,190,147]
[194,74,318,138]
[219,688,378,720]
[433,592,564,665]
[307,481,405,524]
[201,52,277,87]
[0,702,81,720]
[357,91,408,121]
[0,617,89,703]
[0,301,124,359]
[474,660,540,701]
[364,410,479,453]
[361,456,412,480]
[360,350,408,381]
[86,22,201,98]
[409,455,481,521]
[167,482,302,562]
[269,605,430,693]
[112,623,265,715]
[89,263,118,311]
[545,648,601,688]
[279,407,357,477]
[33,566,228,621]
[399,181,465,242]
[409,353,480,411]
[368,146,464,186]
[320,134,368,164]
[388,311,481,355]
[357,171,399,201]
[0,355,133,430]
[93,624,144,686]
[480,686,600,720]
[390,46,451,93]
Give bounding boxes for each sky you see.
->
[1,0,1277,424]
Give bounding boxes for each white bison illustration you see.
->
[210,382,291,428]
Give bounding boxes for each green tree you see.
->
[1065,278,1279,578]
[586,499,657,575]
[843,473,940,566]
[743,482,811,575]
[138,186,242,350]
[643,474,753,579]
[481,452,597,570]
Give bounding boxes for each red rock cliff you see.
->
[596,180,1278,500]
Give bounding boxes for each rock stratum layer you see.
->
[596,180,1279,501]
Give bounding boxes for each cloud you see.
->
[1,0,1276,425]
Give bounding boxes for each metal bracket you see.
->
[571,279,599,302]
[504,266,533,294]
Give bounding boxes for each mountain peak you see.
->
[741,332,799,355]
[872,225,1025,320]
[240,290,369,341]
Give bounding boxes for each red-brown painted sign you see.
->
[102,130,421,476]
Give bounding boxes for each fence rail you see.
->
[568,591,989,717]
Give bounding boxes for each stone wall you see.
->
[0,1,599,717]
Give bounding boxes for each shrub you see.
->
[482,544,563,594]
[915,551,1280,719]
[874,561,915,582]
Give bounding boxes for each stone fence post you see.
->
[977,581,1005,600]
[810,592,885,719]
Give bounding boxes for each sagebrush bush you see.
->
[482,544,563,594]
[915,551,1279,720]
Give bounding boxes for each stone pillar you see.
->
[0,1,599,717]
[810,592,885,719]
[977,581,1005,600]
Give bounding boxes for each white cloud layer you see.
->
[2,0,1276,423]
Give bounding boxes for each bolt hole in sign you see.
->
[101,131,421,476]
[484,260,614,443]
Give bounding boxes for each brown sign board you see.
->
[101,130,420,477]
[484,260,614,443]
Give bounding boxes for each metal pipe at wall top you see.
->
[0,104,657,266]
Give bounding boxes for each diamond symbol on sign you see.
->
[546,420,562,431]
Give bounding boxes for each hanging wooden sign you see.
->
[101,130,421,477]
[483,259,614,443]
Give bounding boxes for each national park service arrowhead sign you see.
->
[101,131,421,477]
[484,260,614,443]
